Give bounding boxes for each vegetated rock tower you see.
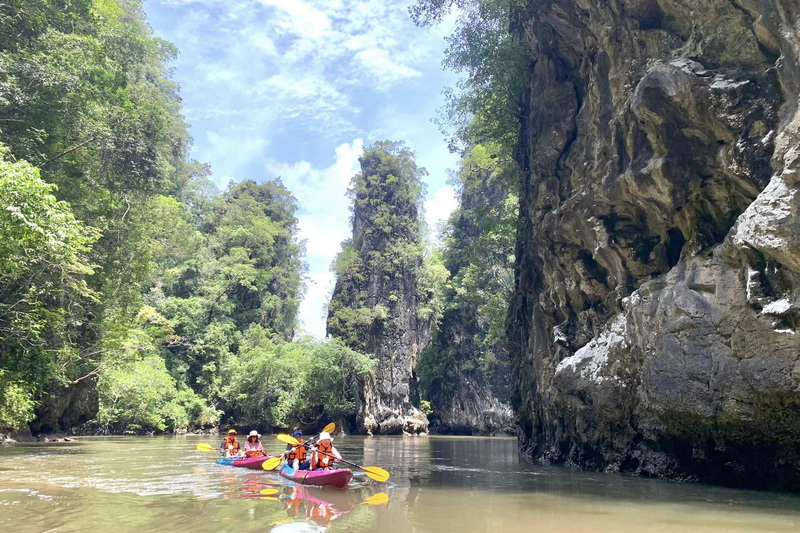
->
[422,148,516,435]
[327,141,430,435]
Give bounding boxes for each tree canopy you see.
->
[0,0,372,435]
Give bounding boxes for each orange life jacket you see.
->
[287,439,307,462]
[245,450,265,458]
[314,441,335,469]
[223,435,240,453]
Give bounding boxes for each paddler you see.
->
[244,430,266,458]
[221,428,242,457]
[285,429,309,470]
[310,431,341,470]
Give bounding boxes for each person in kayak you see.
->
[310,431,341,470]
[221,429,242,457]
[285,429,309,470]
[245,430,266,458]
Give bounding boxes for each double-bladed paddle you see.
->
[263,423,336,471]
[306,422,336,444]
[275,433,391,482]
[281,422,335,458]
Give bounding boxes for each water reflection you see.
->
[1,435,799,533]
[279,485,353,527]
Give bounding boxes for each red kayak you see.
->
[216,454,279,470]
[279,464,353,488]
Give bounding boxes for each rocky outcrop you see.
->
[327,142,430,435]
[510,0,800,490]
[426,307,515,435]
[424,163,515,435]
[29,378,98,435]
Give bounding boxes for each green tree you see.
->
[410,0,530,152]
[0,145,99,430]
[151,179,305,406]
[220,328,375,429]
[95,305,220,433]
[0,0,193,431]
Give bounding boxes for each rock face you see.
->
[425,167,515,435]
[29,378,98,435]
[427,298,515,435]
[327,142,430,435]
[509,0,800,489]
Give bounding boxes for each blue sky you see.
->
[142,0,461,338]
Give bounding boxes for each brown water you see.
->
[1,435,798,532]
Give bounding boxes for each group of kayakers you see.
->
[221,427,342,471]
[221,429,265,458]
[284,429,342,471]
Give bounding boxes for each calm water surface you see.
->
[0,435,798,532]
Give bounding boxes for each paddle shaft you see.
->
[285,422,335,455]
[313,448,365,471]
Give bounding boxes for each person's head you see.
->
[292,429,302,438]
[248,430,260,441]
[227,429,237,436]
[317,431,332,444]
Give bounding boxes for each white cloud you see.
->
[425,185,459,238]
[352,49,421,88]
[296,271,336,339]
[265,140,362,338]
[156,0,446,123]
[143,0,466,338]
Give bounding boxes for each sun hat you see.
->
[292,429,302,436]
[248,430,260,439]
[318,431,333,442]
[227,429,237,434]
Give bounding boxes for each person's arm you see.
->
[331,446,342,460]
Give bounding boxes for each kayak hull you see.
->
[216,454,278,470]
[279,465,353,488]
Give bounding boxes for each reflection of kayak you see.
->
[216,454,279,470]
[279,465,353,488]
[280,484,354,527]
[284,484,354,511]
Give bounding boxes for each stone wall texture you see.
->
[509,0,800,490]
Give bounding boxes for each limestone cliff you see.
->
[425,306,515,435]
[509,0,800,490]
[327,141,430,435]
[421,151,516,435]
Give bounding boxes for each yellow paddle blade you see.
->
[259,488,279,496]
[362,492,389,505]
[260,496,278,501]
[262,456,283,471]
[196,443,216,452]
[362,466,391,483]
[276,433,299,446]
[322,422,335,434]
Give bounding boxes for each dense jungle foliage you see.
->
[417,143,517,414]
[408,0,524,417]
[2,0,525,436]
[0,0,374,435]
